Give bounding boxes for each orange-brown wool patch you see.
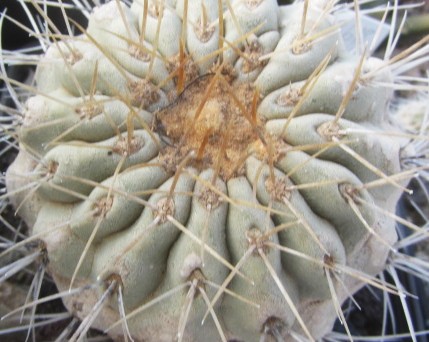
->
[156,72,266,179]
[167,52,200,94]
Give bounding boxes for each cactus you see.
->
[1,0,429,341]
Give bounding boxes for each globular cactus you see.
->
[2,0,429,341]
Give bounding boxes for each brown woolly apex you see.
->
[2,0,429,341]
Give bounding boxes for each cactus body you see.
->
[4,0,419,341]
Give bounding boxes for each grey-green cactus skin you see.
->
[6,0,408,341]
